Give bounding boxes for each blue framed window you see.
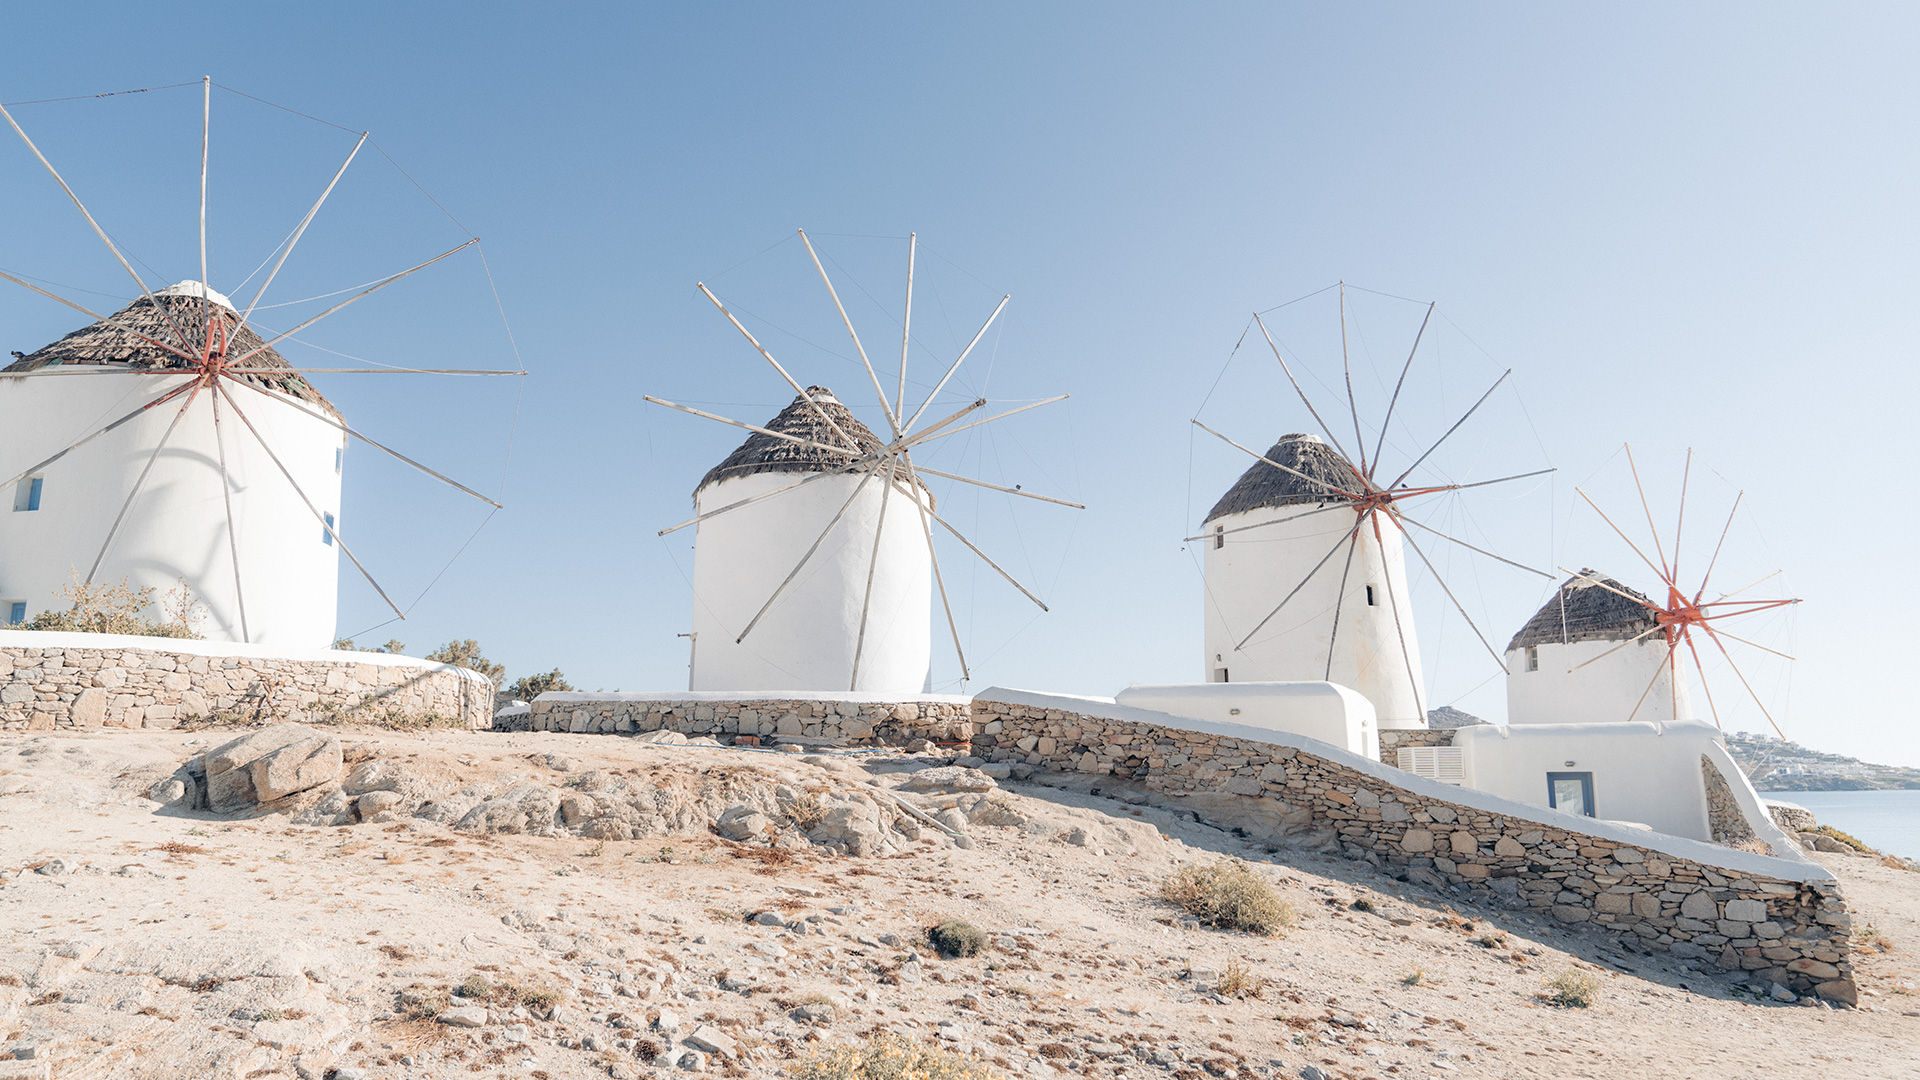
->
[5,602,24,625]
[335,447,344,473]
[322,512,336,546]
[1547,771,1595,817]
[13,476,42,512]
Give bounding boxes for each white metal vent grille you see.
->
[1397,746,1465,785]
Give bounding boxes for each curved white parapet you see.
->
[1115,681,1377,759]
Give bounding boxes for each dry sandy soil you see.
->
[0,725,1916,1080]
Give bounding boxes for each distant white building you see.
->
[1201,433,1427,729]
[0,282,343,646]
[687,387,931,694]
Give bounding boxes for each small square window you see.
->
[1364,584,1377,607]
[1526,645,1539,672]
[335,446,344,473]
[1547,771,1595,816]
[1213,667,1230,684]
[13,476,43,512]
[322,512,336,546]
[5,601,24,626]
[1213,525,1224,550]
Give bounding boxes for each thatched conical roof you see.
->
[1506,570,1661,652]
[4,281,340,418]
[1203,433,1363,523]
[696,386,928,502]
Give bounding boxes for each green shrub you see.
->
[927,919,986,959]
[426,639,505,687]
[1813,825,1873,854]
[1543,968,1599,1008]
[1161,859,1294,935]
[506,668,574,701]
[790,1033,999,1079]
[22,574,202,639]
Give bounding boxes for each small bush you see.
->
[1161,859,1294,935]
[396,985,450,1020]
[1214,958,1261,999]
[22,574,202,638]
[426,639,506,687]
[1543,969,1599,1008]
[1350,897,1376,913]
[790,1033,1000,1079]
[457,974,494,999]
[1401,969,1427,986]
[928,919,986,959]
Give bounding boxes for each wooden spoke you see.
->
[228,240,478,369]
[1180,501,1349,544]
[1370,301,1433,481]
[1253,311,1356,463]
[210,391,250,643]
[897,233,914,421]
[1324,528,1362,679]
[848,461,898,689]
[736,458,887,644]
[1623,444,1674,584]
[696,281,860,450]
[1235,518,1365,651]
[1388,515,1511,673]
[1713,569,1782,603]
[1370,514,1428,721]
[0,102,192,352]
[214,381,404,621]
[1,380,197,491]
[1556,566,1663,612]
[1574,487,1673,587]
[1624,641,1674,724]
[199,76,210,300]
[1683,631,1722,729]
[85,384,204,584]
[0,270,202,365]
[1564,623,1664,672]
[904,395,1066,448]
[1394,466,1556,497]
[237,131,369,335]
[216,367,521,376]
[798,228,898,436]
[1387,368,1510,489]
[657,457,872,537]
[1338,282,1368,476]
[1400,515,1553,578]
[1696,491,1743,602]
[223,376,502,508]
[644,395,863,460]
[921,499,1050,612]
[1191,419,1359,501]
[1672,448,1692,583]
[900,397,985,445]
[902,293,1008,435]
[911,465,1084,509]
[1700,625,1797,661]
[902,451,969,681]
[1700,623,1788,738]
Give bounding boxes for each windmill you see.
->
[646,230,1079,694]
[0,79,518,648]
[1190,283,1554,728]
[1554,445,1801,736]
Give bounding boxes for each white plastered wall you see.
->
[1451,721,1721,841]
[0,369,343,648]
[1505,637,1691,726]
[1202,505,1427,728]
[1115,681,1378,759]
[688,469,931,695]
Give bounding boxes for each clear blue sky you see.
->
[3,4,1915,765]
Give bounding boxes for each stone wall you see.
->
[1702,756,1761,849]
[1379,727,1455,766]
[967,692,1855,1005]
[0,632,493,732]
[511,694,973,745]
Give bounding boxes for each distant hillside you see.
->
[1727,731,1920,791]
[1425,706,1487,729]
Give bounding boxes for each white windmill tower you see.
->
[1503,570,1693,726]
[0,80,515,647]
[649,230,1080,695]
[1191,285,1555,731]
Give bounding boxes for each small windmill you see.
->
[0,79,518,646]
[646,230,1079,692]
[1191,283,1553,724]
[1561,445,1800,735]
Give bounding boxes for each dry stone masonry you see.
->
[1379,727,1456,765]
[966,694,1857,1006]
[508,694,973,745]
[0,632,493,732]
[1702,755,1762,849]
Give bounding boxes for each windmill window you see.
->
[322,512,335,546]
[1364,584,1377,607]
[12,476,43,512]
[5,601,24,626]
[334,447,343,473]
[1547,771,1595,817]
[1214,525,1224,550]
[1526,646,1539,672]
[1213,667,1230,683]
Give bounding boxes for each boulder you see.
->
[355,791,406,823]
[342,760,408,796]
[200,725,342,812]
[899,766,996,793]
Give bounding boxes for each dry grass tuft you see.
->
[1543,968,1600,1008]
[1161,859,1294,936]
[789,1033,1001,1079]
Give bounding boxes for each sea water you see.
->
[1760,789,1920,860]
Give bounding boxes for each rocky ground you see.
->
[1,724,1917,1080]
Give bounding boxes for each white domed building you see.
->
[0,282,344,647]
[1503,570,1691,726]
[687,387,932,694]
[1200,433,1427,729]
